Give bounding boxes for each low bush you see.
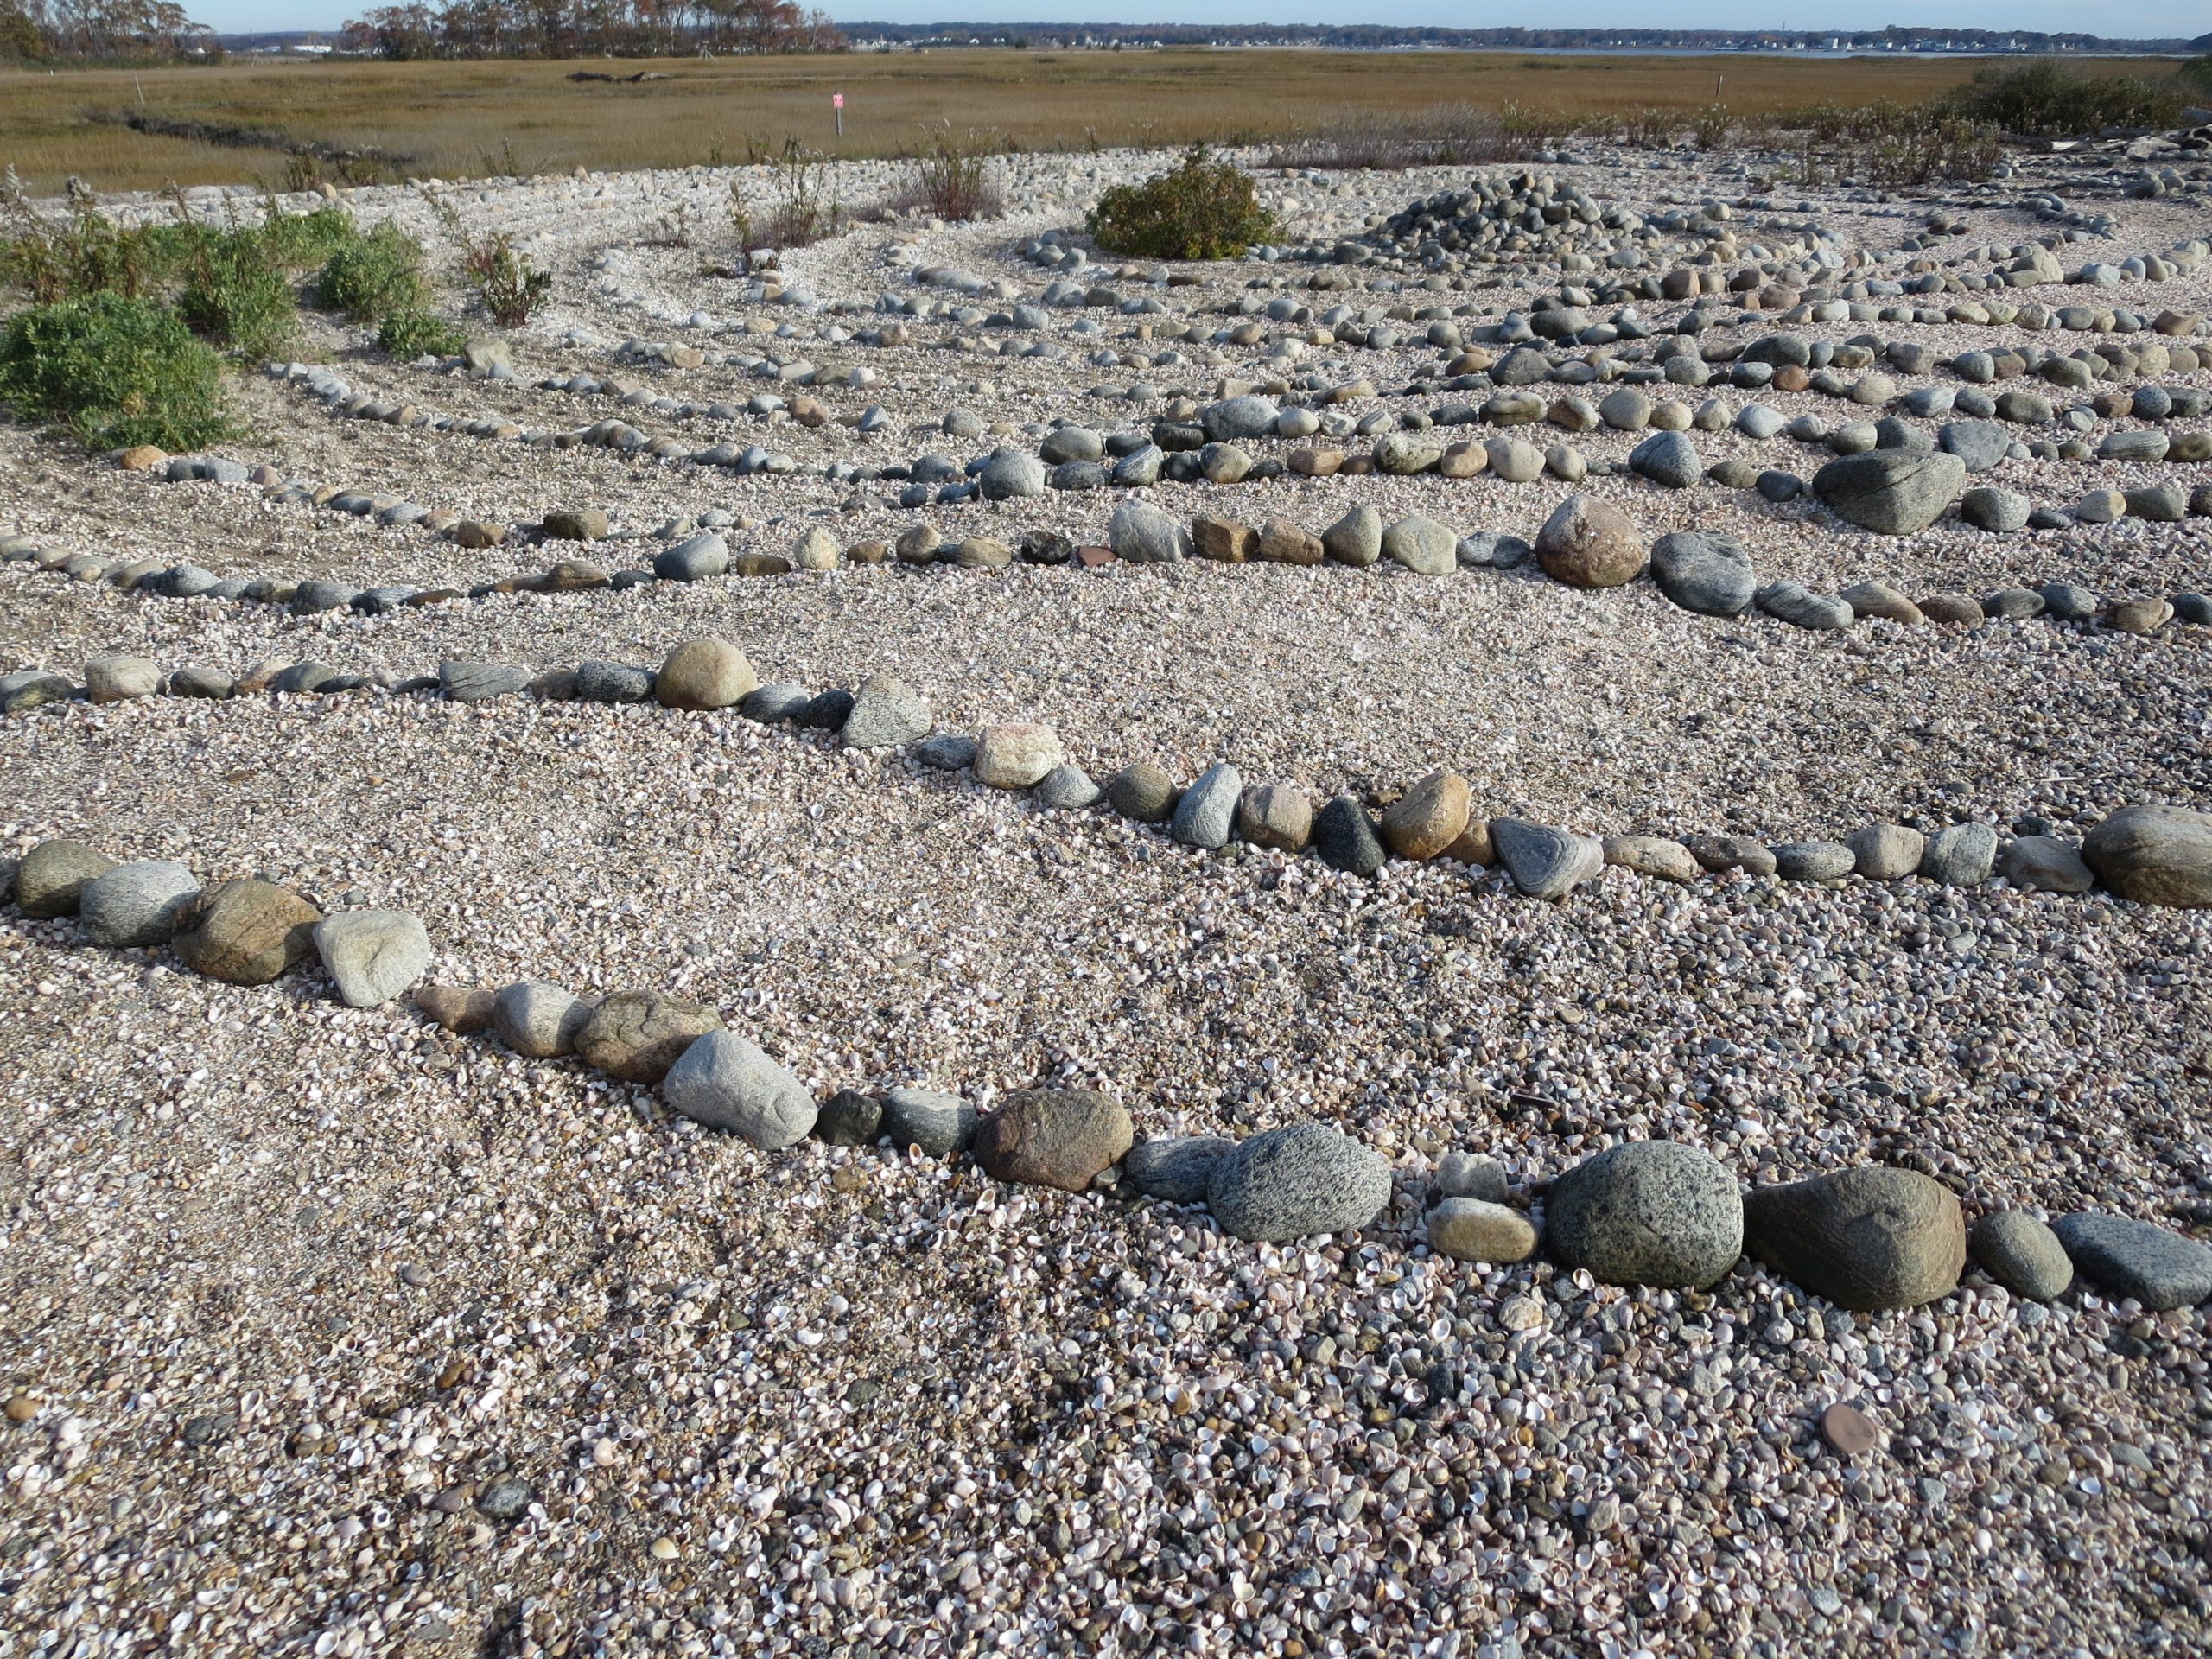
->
[376,306,465,359]
[1087,148,1277,261]
[0,291,230,451]
[1936,59,2188,137]
[313,220,427,321]
[178,232,298,360]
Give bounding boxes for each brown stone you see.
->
[1255,519,1324,566]
[1443,818,1494,866]
[116,444,167,471]
[1436,441,1487,479]
[1236,783,1313,852]
[1190,515,1255,563]
[537,559,608,592]
[788,394,830,427]
[1535,494,1643,588]
[656,637,757,710]
[845,540,889,565]
[730,552,792,577]
[973,1088,1134,1192]
[1820,1402,1881,1458]
[1379,770,1471,861]
[1743,1166,1966,1311]
[1772,363,1811,392]
[1074,545,1116,569]
[576,991,724,1084]
[1916,593,1984,626]
[542,509,608,542]
[415,984,495,1034]
[1287,448,1343,477]
[169,879,323,985]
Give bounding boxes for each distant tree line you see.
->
[0,0,218,60]
[336,2,844,59]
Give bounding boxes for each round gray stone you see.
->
[1206,1122,1391,1243]
[80,860,199,947]
[661,1031,817,1149]
[1542,1141,1743,1289]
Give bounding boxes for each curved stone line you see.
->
[7,636,2204,910]
[7,827,2208,1312]
[10,484,2203,639]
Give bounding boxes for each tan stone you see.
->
[974,723,1065,789]
[1380,771,1471,861]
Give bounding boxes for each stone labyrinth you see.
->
[3,138,2212,1659]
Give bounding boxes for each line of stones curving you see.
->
[7,820,2209,1320]
[7,633,2210,914]
[17,446,2208,637]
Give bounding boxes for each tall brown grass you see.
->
[0,49,2189,194]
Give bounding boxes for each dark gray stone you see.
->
[1127,1135,1236,1204]
[1490,818,1602,899]
[881,1087,976,1158]
[1628,429,1700,489]
[814,1089,884,1147]
[1543,1141,1743,1289]
[575,661,655,703]
[1312,796,1385,877]
[2054,1213,2212,1311]
[1649,531,1756,617]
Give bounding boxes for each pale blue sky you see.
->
[191,3,2207,41]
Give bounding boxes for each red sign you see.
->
[833,93,844,109]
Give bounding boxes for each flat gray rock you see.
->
[841,675,931,749]
[2054,1213,2212,1311]
[655,531,728,581]
[1920,823,1997,886]
[1034,762,1100,809]
[1169,762,1242,850]
[80,860,198,947]
[1382,514,1456,575]
[1755,581,1854,631]
[741,683,812,723]
[1108,499,1190,563]
[314,910,431,1007]
[882,1087,976,1157]
[1770,840,1854,881]
[1543,1141,1742,1289]
[1649,530,1756,616]
[1812,449,1965,535]
[1126,1135,1236,1204]
[439,660,531,703]
[662,1031,817,1149]
[1206,1122,1390,1243]
[1490,818,1602,899]
[492,980,594,1058]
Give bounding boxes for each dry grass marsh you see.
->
[1,48,2190,194]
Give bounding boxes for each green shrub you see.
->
[178,232,298,361]
[2179,55,2212,99]
[259,202,361,271]
[314,220,426,321]
[1087,148,1277,261]
[376,306,465,359]
[1937,59,2187,137]
[0,292,231,451]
